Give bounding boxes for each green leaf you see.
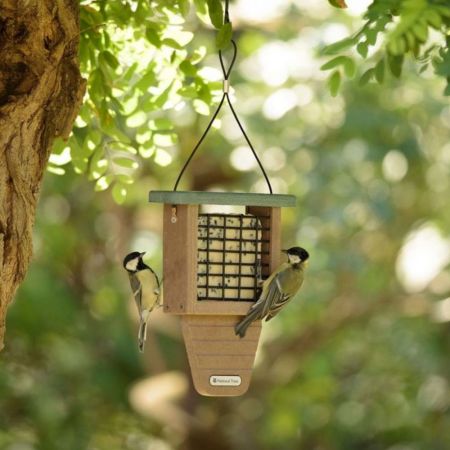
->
[72,126,89,148]
[47,164,65,176]
[322,36,357,55]
[388,54,404,78]
[424,9,442,29]
[436,5,450,19]
[375,59,385,84]
[112,183,127,204]
[162,38,183,50]
[101,51,119,69]
[153,133,178,146]
[113,157,138,169]
[139,147,155,159]
[135,71,157,92]
[149,118,173,130]
[146,27,162,47]
[387,37,406,56]
[359,68,375,86]
[180,60,197,77]
[365,29,377,46]
[404,31,416,51]
[71,156,88,174]
[357,42,369,58]
[116,174,134,185]
[412,20,429,42]
[177,0,190,17]
[177,85,198,98]
[321,56,355,78]
[95,175,114,192]
[343,58,356,78]
[198,84,212,104]
[122,63,138,82]
[328,71,341,97]
[89,145,108,179]
[154,84,173,108]
[216,22,232,50]
[79,38,90,67]
[90,69,105,100]
[320,56,352,71]
[194,0,207,15]
[207,0,224,29]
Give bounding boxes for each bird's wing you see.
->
[266,268,305,320]
[260,273,290,318]
[265,293,292,321]
[246,273,282,318]
[244,262,295,320]
[128,273,142,313]
[144,263,161,295]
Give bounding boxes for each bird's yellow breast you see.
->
[136,270,160,310]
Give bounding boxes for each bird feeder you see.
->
[149,192,295,396]
[148,0,296,396]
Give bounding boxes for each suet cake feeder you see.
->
[149,191,295,396]
[148,0,296,396]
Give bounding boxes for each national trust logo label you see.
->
[209,375,242,386]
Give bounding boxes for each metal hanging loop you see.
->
[173,1,273,194]
[219,39,237,80]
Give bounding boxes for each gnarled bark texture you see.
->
[0,0,85,350]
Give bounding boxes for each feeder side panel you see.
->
[181,315,262,396]
[246,206,281,275]
[163,204,198,314]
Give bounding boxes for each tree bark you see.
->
[0,0,85,350]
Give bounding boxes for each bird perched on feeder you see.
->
[123,251,161,352]
[235,246,309,338]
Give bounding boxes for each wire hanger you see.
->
[173,0,273,194]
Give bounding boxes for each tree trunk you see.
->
[0,0,85,350]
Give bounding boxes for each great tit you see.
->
[235,246,309,338]
[123,251,161,352]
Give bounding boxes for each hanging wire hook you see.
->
[172,0,273,194]
[219,39,237,80]
[224,0,230,24]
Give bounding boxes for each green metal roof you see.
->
[148,191,296,207]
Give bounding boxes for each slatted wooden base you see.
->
[181,315,262,396]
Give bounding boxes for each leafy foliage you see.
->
[52,0,227,203]
[321,0,450,96]
[48,0,449,203]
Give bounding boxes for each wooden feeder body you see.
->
[149,191,296,396]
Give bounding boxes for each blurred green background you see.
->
[1,1,450,449]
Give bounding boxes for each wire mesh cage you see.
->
[197,213,266,301]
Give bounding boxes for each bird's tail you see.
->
[138,319,148,353]
[235,307,260,338]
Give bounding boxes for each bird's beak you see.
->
[140,252,146,257]
[281,249,288,254]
